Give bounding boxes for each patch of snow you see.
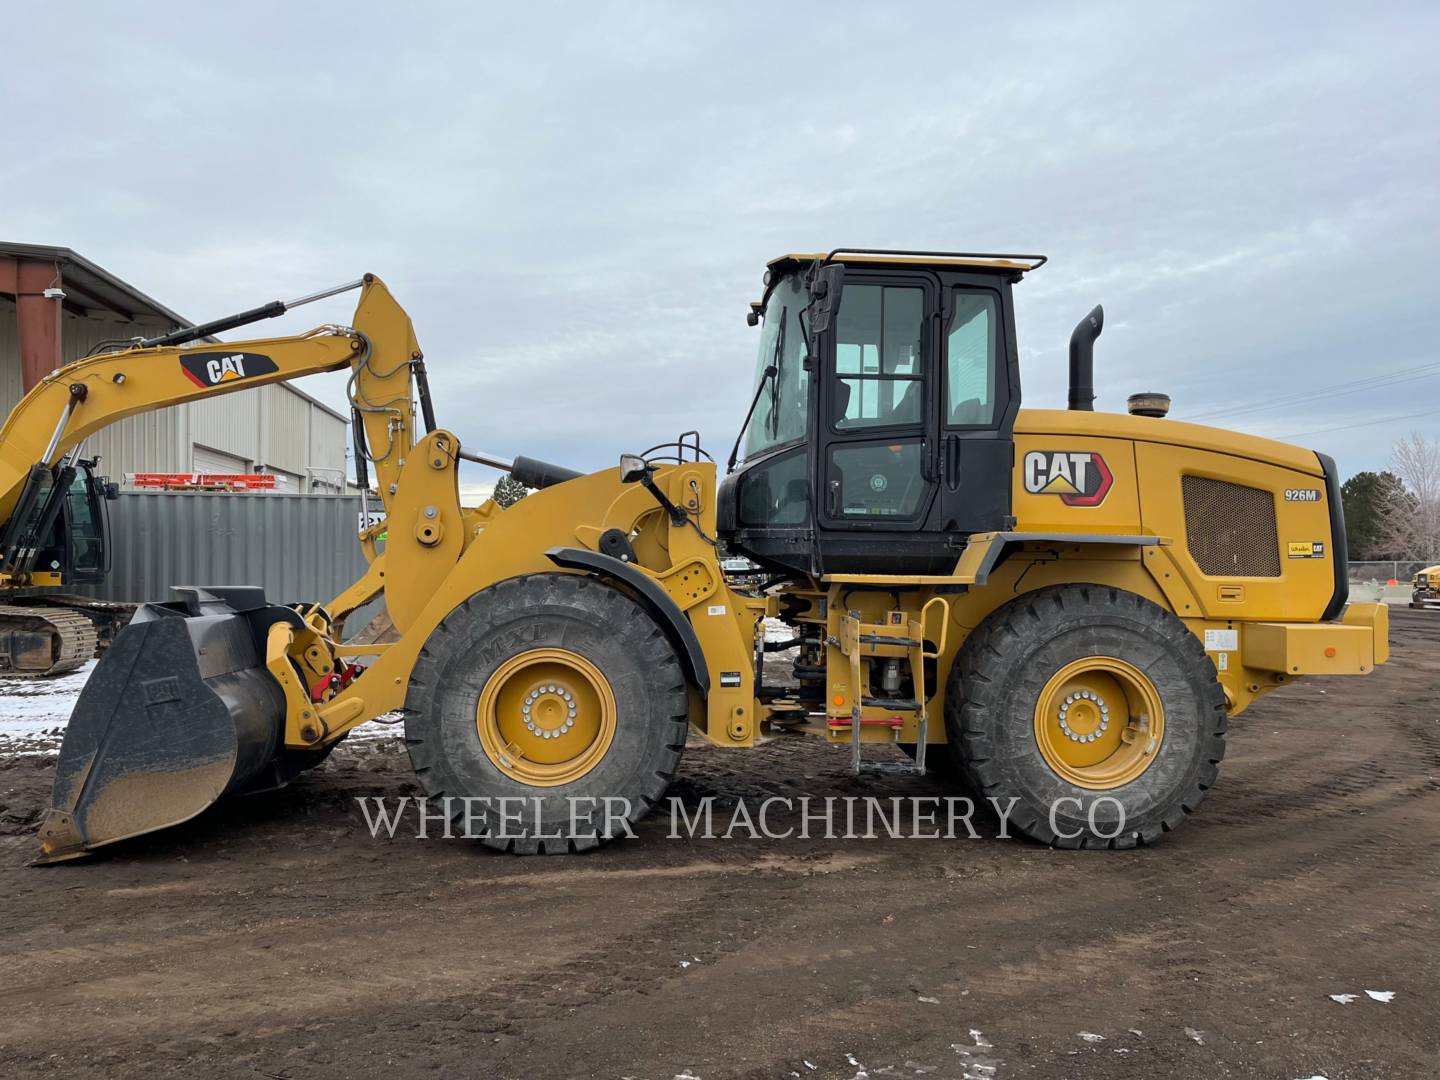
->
[0,660,95,746]
[1329,993,1358,1005]
[762,617,797,644]
[1364,990,1394,1003]
[0,660,410,754]
[950,1031,1000,1080]
[916,995,939,1004]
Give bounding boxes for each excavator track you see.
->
[29,595,137,654]
[0,604,99,678]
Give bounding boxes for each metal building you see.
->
[0,242,348,492]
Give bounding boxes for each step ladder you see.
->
[835,597,949,776]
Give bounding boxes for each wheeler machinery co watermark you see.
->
[355,795,1130,842]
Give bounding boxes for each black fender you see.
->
[544,547,711,693]
[965,531,1162,586]
[1315,451,1349,622]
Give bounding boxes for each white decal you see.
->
[1203,628,1239,652]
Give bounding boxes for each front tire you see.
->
[946,584,1227,849]
[404,573,689,853]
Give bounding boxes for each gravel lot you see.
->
[1,609,1435,1079]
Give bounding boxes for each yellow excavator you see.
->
[25,251,1387,862]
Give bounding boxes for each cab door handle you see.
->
[943,434,962,489]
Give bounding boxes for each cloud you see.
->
[2,2,1436,479]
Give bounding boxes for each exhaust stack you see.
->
[1068,305,1104,411]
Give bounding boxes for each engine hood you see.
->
[1015,409,1323,477]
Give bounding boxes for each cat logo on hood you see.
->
[1022,450,1113,507]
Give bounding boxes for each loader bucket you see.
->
[35,587,313,864]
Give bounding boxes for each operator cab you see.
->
[0,458,117,586]
[716,249,1042,576]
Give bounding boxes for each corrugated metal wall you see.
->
[191,390,262,464]
[74,493,376,614]
[5,303,194,473]
[0,305,27,413]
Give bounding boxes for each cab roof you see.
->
[766,248,1047,276]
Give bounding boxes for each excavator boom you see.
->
[0,275,423,678]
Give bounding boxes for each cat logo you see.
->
[1022,450,1113,507]
[179,351,280,389]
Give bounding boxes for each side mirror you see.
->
[807,263,845,335]
[619,454,649,484]
[103,482,121,501]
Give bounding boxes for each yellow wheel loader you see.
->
[21,251,1387,862]
[1410,565,1440,608]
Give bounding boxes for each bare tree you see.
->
[1376,432,1440,560]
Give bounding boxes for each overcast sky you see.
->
[5,3,1436,493]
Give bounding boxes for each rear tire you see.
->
[946,584,1226,849]
[404,573,689,853]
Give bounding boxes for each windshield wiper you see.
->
[765,306,787,438]
[726,305,787,474]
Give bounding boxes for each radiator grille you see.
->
[1181,476,1281,577]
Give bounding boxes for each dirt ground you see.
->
[1,611,1436,1079]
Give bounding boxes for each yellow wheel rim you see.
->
[476,648,617,787]
[1033,656,1165,790]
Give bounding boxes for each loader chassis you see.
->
[28,254,1387,861]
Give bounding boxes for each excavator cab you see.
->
[717,249,1040,576]
[0,458,116,587]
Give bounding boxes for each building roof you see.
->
[0,241,194,328]
[0,241,347,422]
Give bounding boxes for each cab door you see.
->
[930,284,1015,535]
[815,273,939,537]
[62,463,111,584]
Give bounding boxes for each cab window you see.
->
[834,285,924,430]
[67,469,104,575]
[831,442,926,518]
[945,291,999,427]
